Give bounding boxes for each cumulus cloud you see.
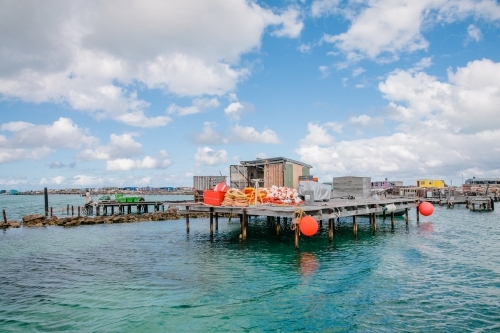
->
[195,147,227,166]
[192,122,228,145]
[467,24,482,42]
[0,0,303,126]
[379,59,500,133]
[322,0,500,62]
[295,58,500,179]
[229,125,280,144]
[78,133,143,161]
[106,150,171,171]
[311,0,340,17]
[167,98,220,116]
[40,176,65,185]
[0,117,97,164]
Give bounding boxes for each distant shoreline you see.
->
[3,190,195,196]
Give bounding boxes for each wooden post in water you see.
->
[383,210,386,220]
[416,201,420,223]
[111,206,114,215]
[50,207,53,217]
[2,210,7,224]
[215,212,218,231]
[67,204,69,215]
[391,212,395,229]
[44,187,48,217]
[71,206,74,216]
[242,209,247,240]
[209,207,214,237]
[353,215,357,236]
[78,206,80,217]
[328,218,333,241]
[405,208,409,225]
[185,206,190,233]
[372,213,376,231]
[96,205,100,216]
[294,216,300,249]
[276,216,281,236]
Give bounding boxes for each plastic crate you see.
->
[203,190,226,206]
[116,197,127,203]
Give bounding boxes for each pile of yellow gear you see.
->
[221,189,249,207]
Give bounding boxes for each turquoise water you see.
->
[0,194,194,221]
[1,200,500,332]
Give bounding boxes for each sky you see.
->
[1,0,500,190]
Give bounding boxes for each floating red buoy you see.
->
[419,202,434,216]
[299,215,318,236]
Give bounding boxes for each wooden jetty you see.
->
[85,200,192,216]
[184,197,419,249]
[468,197,494,212]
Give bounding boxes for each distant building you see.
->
[416,179,445,188]
[464,178,500,185]
[371,180,403,189]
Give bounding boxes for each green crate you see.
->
[116,197,127,203]
[132,197,140,202]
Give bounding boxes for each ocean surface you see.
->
[1,195,499,332]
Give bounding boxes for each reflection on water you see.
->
[299,252,319,277]
[0,205,500,332]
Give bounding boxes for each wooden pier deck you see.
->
[184,197,419,249]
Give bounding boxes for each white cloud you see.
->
[0,117,97,164]
[311,0,340,17]
[296,58,500,179]
[229,125,280,144]
[319,65,330,77]
[168,98,220,116]
[106,152,171,171]
[0,1,303,125]
[379,59,500,133]
[192,122,228,145]
[195,147,227,166]
[467,24,482,42]
[298,44,311,53]
[413,57,433,71]
[40,176,65,185]
[224,102,244,117]
[78,133,143,161]
[72,175,105,187]
[299,123,335,146]
[352,67,365,77]
[322,0,500,62]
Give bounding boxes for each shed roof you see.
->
[240,157,312,168]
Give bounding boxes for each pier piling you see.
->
[44,187,48,217]
[3,210,6,224]
[186,206,190,233]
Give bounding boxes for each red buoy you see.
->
[299,215,318,236]
[419,202,434,216]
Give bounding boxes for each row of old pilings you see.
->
[1,206,219,229]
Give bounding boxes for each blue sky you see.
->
[1,0,500,190]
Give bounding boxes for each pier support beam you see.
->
[416,201,420,223]
[185,206,190,233]
[372,213,376,231]
[276,216,281,236]
[328,218,334,241]
[353,215,357,236]
[405,208,408,225]
[215,212,218,231]
[209,207,214,237]
[391,212,395,229]
[3,210,7,224]
[241,209,247,240]
[44,187,48,217]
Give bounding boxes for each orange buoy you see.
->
[299,215,318,236]
[419,202,434,216]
